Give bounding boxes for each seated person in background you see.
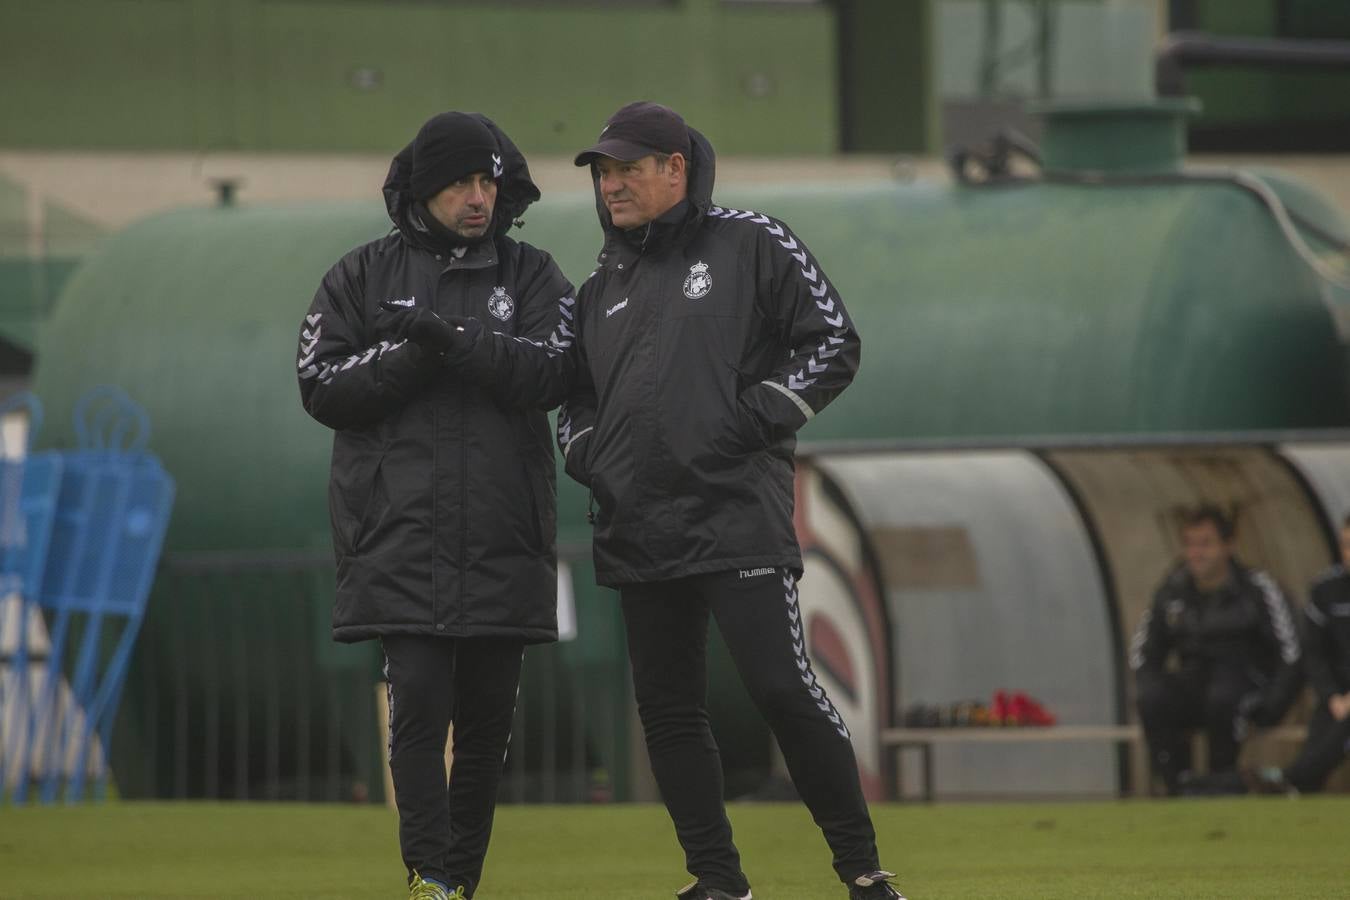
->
[1274,515,1350,792]
[1130,504,1303,795]
[1176,513,1350,797]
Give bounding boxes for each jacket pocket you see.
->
[704,398,767,464]
[330,452,386,556]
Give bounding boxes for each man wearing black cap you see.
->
[296,111,575,900]
[557,102,902,900]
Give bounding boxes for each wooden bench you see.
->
[880,724,1309,802]
[882,725,1143,802]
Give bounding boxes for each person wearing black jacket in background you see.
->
[556,102,902,900]
[297,112,574,900]
[1162,512,1350,797]
[1130,505,1303,795]
[1213,518,1350,796]
[1279,515,1350,792]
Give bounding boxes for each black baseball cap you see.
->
[573,101,691,167]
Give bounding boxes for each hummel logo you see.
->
[387,296,416,307]
[606,298,629,318]
[739,567,775,579]
[492,154,503,178]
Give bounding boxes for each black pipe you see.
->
[1157,30,1350,96]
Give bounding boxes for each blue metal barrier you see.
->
[0,393,63,802]
[0,386,175,803]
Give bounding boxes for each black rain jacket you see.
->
[556,127,861,586]
[1130,560,1304,725]
[297,116,574,643]
[1303,565,1350,702]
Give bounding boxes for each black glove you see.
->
[442,315,484,356]
[379,302,482,358]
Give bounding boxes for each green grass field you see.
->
[2,798,1347,898]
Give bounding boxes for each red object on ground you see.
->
[990,690,1057,726]
[1010,691,1057,726]
[991,690,1012,725]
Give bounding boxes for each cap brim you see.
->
[573,137,659,167]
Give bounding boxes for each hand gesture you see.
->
[379,302,482,358]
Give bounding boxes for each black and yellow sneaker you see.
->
[849,870,905,899]
[674,880,752,900]
[409,872,467,900]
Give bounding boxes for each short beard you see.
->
[414,200,492,250]
[450,220,493,245]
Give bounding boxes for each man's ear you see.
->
[668,152,687,185]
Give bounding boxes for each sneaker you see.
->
[409,873,467,900]
[1012,691,1057,726]
[849,870,906,899]
[991,690,1013,725]
[675,880,752,900]
[1245,766,1295,796]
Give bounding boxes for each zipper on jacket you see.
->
[458,331,468,629]
[431,381,439,627]
[586,487,596,525]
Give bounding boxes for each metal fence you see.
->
[108,548,631,805]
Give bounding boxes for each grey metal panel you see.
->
[817,452,1117,798]
[1279,443,1350,530]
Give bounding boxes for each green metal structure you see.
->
[0,0,843,155]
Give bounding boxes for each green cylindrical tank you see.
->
[30,101,1350,798]
[778,102,1350,442]
[797,171,1350,441]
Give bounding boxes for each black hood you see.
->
[383,113,541,247]
[590,125,716,255]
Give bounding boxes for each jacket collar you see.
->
[403,209,498,270]
[1172,559,1247,599]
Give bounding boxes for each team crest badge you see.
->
[488,286,514,321]
[683,260,712,300]
[1165,599,1184,629]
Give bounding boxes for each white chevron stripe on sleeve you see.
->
[562,426,593,456]
[706,207,850,395]
[1128,609,1152,671]
[1253,571,1301,664]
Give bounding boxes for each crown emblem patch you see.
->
[683,260,712,300]
[487,286,514,321]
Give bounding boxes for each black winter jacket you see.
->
[557,127,861,586]
[1130,561,1303,725]
[1304,565,1350,702]
[297,116,574,643]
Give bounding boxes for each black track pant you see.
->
[1136,666,1254,794]
[382,635,525,897]
[1283,703,1350,793]
[621,568,880,895]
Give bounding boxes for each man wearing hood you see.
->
[296,111,575,900]
[557,102,902,900]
